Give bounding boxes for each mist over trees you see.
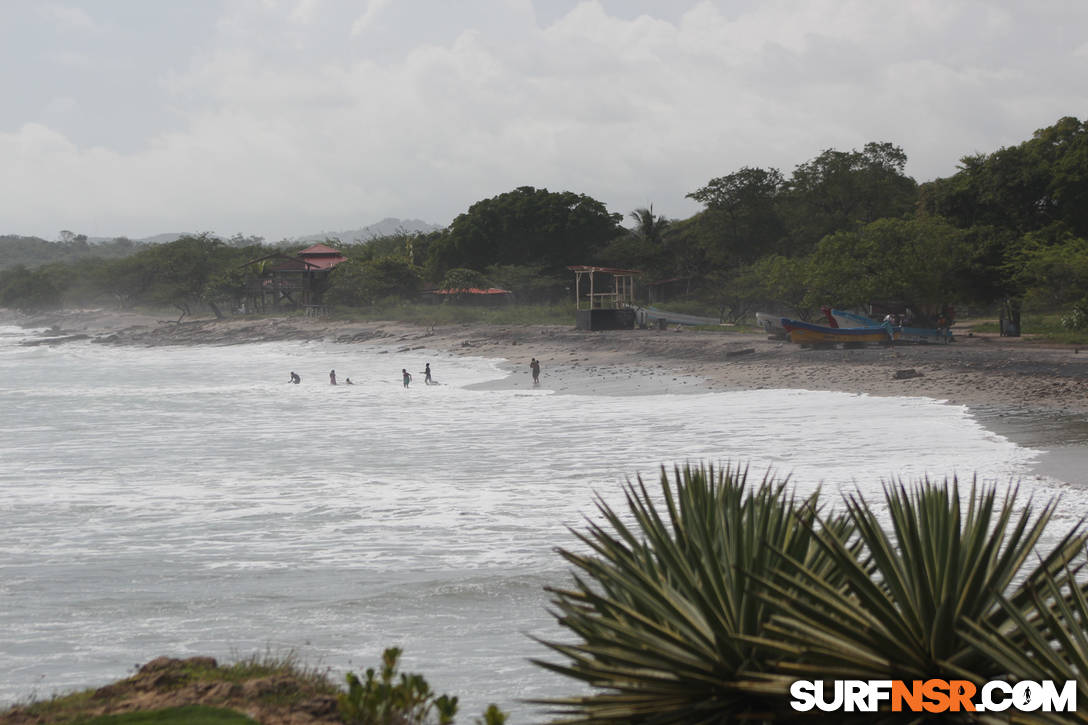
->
[2,116,1086,327]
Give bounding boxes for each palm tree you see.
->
[629,205,670,247]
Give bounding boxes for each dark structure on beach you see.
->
[569,265,640,331]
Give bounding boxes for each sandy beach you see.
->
[8,307,1088,484]
[10,307,1088,408]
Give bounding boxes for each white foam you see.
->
[0,336,1064,716]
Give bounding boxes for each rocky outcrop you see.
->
[1,656,341,725]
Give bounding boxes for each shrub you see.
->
[537,466,1088,723]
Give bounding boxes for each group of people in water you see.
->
[288,358,542,388]
[287,362,439,388]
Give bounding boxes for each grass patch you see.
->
[965,313,1088,344]
[184,650,335,692]
[9,651,337,724]
[74,705,256,725]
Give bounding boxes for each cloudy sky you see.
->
[2,0,1086,241]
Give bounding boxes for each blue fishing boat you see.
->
[781,318,897,345]
[830,309,952,344]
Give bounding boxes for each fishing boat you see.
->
[755,312,788,339]
[781,317,897,345]
[830,309,952,344]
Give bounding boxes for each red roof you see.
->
[432,287,512,295]
[297,244,347,270]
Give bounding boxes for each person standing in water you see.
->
[329,369,337,385]
[423,363,432,385]
[402,368,412,388]
[530,358,540,385]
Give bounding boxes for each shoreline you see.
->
[6,307,1088,484]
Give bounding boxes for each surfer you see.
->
[345,377,354,385]
[329,369,337,385]
[402,368,412,388]
[289,371,301,384]
[530,358,540,385]
[423,363,433,385]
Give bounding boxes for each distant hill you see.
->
[290,218,444,244]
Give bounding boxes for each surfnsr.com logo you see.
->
[789,680,1076,713]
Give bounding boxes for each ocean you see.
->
[0,324,1075,717]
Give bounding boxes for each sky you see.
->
[2,0,1086,242]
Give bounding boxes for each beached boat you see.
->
[830,309,952,344]
[755,312,788,339]
[781,318,897,345]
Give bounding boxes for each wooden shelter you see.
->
[242,244,348,311]
[568,265,640,330]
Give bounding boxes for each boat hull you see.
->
[831,309,952,343]
[782,318,897,345]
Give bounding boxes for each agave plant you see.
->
[963,562,1088,724]
[533,463,853,724]
[760,478,1087,692]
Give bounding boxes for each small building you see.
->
[568,265,640,330]
[296,243,348,271]
[243,243,348,311]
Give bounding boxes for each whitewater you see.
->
[0,324,1075,717]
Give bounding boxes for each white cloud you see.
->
[38,3,101,31]
[4,0,1088,239]
[350,0,393,36]
[290,0,322,24]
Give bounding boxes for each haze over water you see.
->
[0,325,1073,717]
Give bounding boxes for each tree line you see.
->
[2,116,1086,325]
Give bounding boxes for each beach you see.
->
[11,307,1088,411]
[8,307,1088,487]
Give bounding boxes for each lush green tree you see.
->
[654,215,713,293]
[921,116,1088,238]
[594,235,659,274]
[804,216,972,312]
[1011,230,1088,309]
[740,254,815,320]
[0,264,67,310]
[780,142,917,252]
[439,267,490,291]
[135,234,237,319]
[426,186,622,278]
[686,167,788,264]
[0,234,144,271]
[326,256,422,306]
